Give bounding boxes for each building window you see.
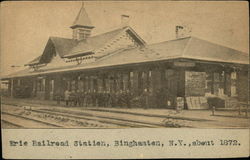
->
[37,79,45,92]
[212,72,225,96]
[205,72,213,94]
[231,72,237,79]
[213,73,220,95]
[78,29,91,40]
[165,69,174,79]
[231,71,237,96]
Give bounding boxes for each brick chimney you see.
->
[121,15,130,27]
[176,25,192,39]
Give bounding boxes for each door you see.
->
[165,69,178,108]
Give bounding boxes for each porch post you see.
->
[10,79,14,98]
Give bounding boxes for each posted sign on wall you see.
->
[185,71,206,96]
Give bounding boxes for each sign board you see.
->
[185,71,206,96]
[186,96,209,109]
[174,61,195,67]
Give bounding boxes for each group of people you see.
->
[56,87,174,109]
[63,89,135,108]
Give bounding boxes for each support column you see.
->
[10,79,14,98]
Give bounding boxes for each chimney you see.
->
[121,15,130,27]
[176,25,192,39]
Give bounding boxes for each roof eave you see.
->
[125,26,146,45]
[70,25,95,29]
[63,51,94,58]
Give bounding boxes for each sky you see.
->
[0,1,249,76]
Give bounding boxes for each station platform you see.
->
[1,97,249,128]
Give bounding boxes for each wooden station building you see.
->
[1,5,249,109]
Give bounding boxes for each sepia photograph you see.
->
[1,1,249,129]
[0,1,249,158]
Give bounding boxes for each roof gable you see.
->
[25,39,56,66]
[66,27,124,58]
[25,37,77,66]
[63,26,146,58]
[25,55,42,66]
[50,37,78,57]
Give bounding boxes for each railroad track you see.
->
[2,111,63,128]
[87,108,211,122]
[30,109,164,128]
[2,104,192,128]
[1,119,23,128]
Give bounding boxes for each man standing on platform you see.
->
[125,89,132,108]
[106,90,111,107]
[111,92,117,107]
[64,89,70,106]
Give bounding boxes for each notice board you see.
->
[185,71,206,96]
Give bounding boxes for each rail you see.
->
[2,111,63,127]
[30,109,162,128]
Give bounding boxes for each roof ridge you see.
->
[50,36,74,41]
[86,26,126,39]
[148,36,192,46]
[95,45,138,62]
[181,36,193,57]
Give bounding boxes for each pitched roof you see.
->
[70,4,94,29]
[50,37,78,57]
[90,36,249,66]
[4,36,248,79]
[63,26,146,58]
[64,27,126,58]
[150,36,249,64]
[25,56,42,66]
[186,37,248,64]
[26,25,146,66]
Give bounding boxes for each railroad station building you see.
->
[1,5,249,109]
